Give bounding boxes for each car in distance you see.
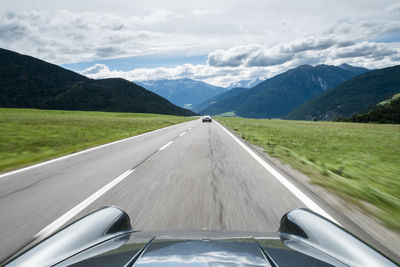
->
[202,115,212,122]
[4,207,398,266]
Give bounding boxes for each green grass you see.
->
[217,117,400,231]
[217,111,237,117]
[0,108,195,173]
[378,93,400,106]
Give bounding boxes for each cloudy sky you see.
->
[1,0,400,86]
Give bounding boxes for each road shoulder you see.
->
[218,121,400,263]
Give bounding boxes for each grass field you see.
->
[0,108,195,173]
[217,117,400,231]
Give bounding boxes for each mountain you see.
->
[337,63,371,75]
[135,78,227,110]
[0,48,195,116]
[193,87,248,113]
[286,65,400,121]
[335,94,400,124]
[200,64,369,118]
[226,78,265,89]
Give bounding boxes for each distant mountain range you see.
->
[286,65,400,121]
[199,64,369,117]
[225,78,265,89]
[193,87,248,113]
[0,48,195,116]
[135,78,227,110]
[4,46,392,122]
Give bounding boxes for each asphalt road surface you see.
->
[0,119,397,263]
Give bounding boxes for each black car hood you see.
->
[4,207,398,267]
[60,230,341,267]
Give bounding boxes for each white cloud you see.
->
[208,38,400,69]
[207,44,292,68]
[80,64,110,75]
[388,2,400,17]
[0,9,196,64]
[1,0,400,65]
[280,37,337,53]
[333,42,399,59]
[81,63,277,87]
[80,37,400,87]
[1,0,400,86]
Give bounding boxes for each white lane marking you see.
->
[179,132,186,137]
[159,141,173,151]
[33,169,135,240]
[215,121,340,225]
[188,127,192,130]
[0,121,193,179]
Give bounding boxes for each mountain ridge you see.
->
[193,87,248,113]
[135,78,227,110]
[225,78,265,89]
[0,48,196,116]
[200,64,369,117]
[286,65,400,120]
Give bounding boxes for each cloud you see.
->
[80,63,276,87]
[334,42,399,59]
[207,45,296,67]
[206,36,400,68]
[207,45,261,67]
[0,9,191,64]
[388,3,400,17]
[0,23,26,41]
[1,1,400,65]
[80,37,400,87]
[80,64,110,75]
[1,1,400,86]
[280,37,337,53]
[245,53,294,67]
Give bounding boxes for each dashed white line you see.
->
[188,127,192,130]
[33,168,135,240]
[159,141,173,151]
[215,121,340,225]
[0,121,193,179]
[32,124,190,241]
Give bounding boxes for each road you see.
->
[0,118,397,263]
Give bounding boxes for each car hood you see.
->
[57,230,343,267]
[4,207,397,267]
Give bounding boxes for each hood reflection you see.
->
[134,239,270,266]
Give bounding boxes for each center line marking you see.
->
[179,132,186,137]
[33,168,135,240]
[0,120,196,179]
[215,121,340,225]
[159,141,173,151]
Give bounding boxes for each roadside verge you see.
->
[216,118,400,263]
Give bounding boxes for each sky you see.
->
[1,0,400,87]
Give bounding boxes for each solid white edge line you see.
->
[33,168,135,240]
[179,132,186,137]
[159,141,173,151]
[0,121,193,179]
[215,121,341,226]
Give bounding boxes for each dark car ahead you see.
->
[202,115,212,122]
[4,207,398,266]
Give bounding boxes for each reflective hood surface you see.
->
[65,231,339,267]
[134,239,269,267]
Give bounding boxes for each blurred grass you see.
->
[217,111,237,117]
[0,108,195,173]
[217,117,400,232]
